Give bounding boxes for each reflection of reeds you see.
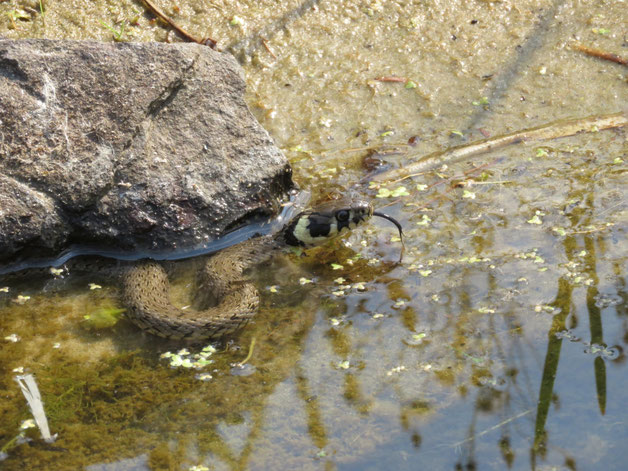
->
[532,190,609,463]
[532,277,571,458]
[295,367,328,449]
[585,232,607,416]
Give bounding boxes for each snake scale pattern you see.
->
[1,200,402,341]
[122,200,403,341]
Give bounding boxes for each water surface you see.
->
[0,0,626,469]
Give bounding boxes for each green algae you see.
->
[0,292,317,468]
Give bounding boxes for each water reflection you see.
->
[531,183,624,466]
[1,149,626,469]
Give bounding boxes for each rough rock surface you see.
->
[0,39,293,265]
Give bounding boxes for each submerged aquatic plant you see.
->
[0,419,37,460]
[99,20,127,41]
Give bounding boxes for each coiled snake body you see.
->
[121,200,402,341]
[1,201,402,340]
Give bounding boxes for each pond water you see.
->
[1,0,626,470]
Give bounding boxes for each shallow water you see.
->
[1,0,627,470]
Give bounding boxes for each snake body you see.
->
[1,200,402,340]
[121,200,379,341]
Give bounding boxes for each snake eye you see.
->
[336,210,350,222]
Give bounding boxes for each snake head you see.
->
[283,200,374,247]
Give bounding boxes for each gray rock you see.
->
[0,39,294,265]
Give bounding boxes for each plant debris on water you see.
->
[160,344,217,372]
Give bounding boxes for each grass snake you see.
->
[4,200,403,341]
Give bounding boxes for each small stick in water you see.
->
[372,112,627,183]
[142,0,218,49]
[572,42,628,67]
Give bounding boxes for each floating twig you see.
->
[260,38,277,59]
[374,76,408,83]
[372,112,627,182]
[449,409,533,449]
[572,41,628,67]
[142,0,218,49]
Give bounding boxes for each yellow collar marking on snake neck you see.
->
[292,216,338,245]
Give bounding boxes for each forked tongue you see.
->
[372,211,404,262]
